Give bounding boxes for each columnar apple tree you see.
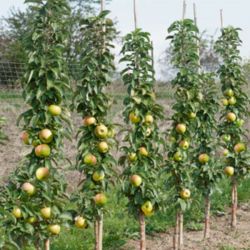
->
[215,27,250,229]
[0,0,72,248]
[193,72,221,239]
[119,29,163,250]
[165,19,200,249]
[72,10,116,249]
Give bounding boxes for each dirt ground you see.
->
[124,203,250,250]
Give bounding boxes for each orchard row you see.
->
[0,0,249,250]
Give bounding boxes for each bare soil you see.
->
[124,204,250,250]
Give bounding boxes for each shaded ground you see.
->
[124,203,250,250]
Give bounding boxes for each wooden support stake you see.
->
[45,239,50,250]
[98,214,103,250]
[231,179,237,229]
[173,212,180,250]
[101,0,104,12]
[133,0,138,29]
[193,3,197,25]
[204,196,211,239]
[139,212,146,250]
[179,212,184,250]
[95,220,99,250]
[220,9,224,29]
[182,0,187,20]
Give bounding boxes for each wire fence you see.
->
[0,61,83,88]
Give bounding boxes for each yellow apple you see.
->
[83,116,96,126]
[38,129,53,144]
[228,96,236,105]
[97,141,109,153]
[179,140,189,150]
[128,152,137,162]
[234,143,246,153]
[107,128,115,138]
[22,182,36,196]
[94,193,107,206]
[144,114,154,124]
[27,217,37,224]
[48,224,61,235]
[236,119,244,127]
[41,207,52,219]
[21,131,29,145]
[141,201,153,215]
[222,149,229,157]
[138,147,148,157]
[48,105,61,116]
[75,216,87,229]
[180,188,191,199]
[222,99,229,106]
[36,167,50,181]
[130,175,142,187]
[12,207,22,219]
[226,112,236,122]
[94,124,108,139]
[174,151,182,162]
[92,171,105,182]
[224,89,234,97]
[188,112,196,119]
[35,144,51,158]
[83,153,97,166]
[145,127,152,137]
[198,153,209,164]
[176,123,187,134]
[129,112,141,124]
[224,166,234,176]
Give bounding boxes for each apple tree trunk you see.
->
[231,179,237,229]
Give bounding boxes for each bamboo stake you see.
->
[193,3,197,25]
[95,220,99,250]
[179,212,184,250]
[220,9,223,29]
[231,179,237,229]
[133,0,137,29]
[173,212,179,250]
[45,239,50,250]
[139,212,146,250]
[101,0,104,12]
[98,214,103,250]
[204,196,211,239]
[182,0,187,20]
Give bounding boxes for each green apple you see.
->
[222,99,229,106]
[128,152,137,162]
[106,18,113,26]
[141,201,153,215]
[22,182,36,196]
[145,127,152,137]
[27,217,37,224]
[188,112,196,119]
[83,116,96,126]
[36,167,50,181]
[224,166,234,176]
[226,112,236,122]
[94,193,107,206]
[138,147,148,157]
[222,149,229,157]
[38,129,53,144]
[180,188,191,199]
[92,171,105,182]
[21,131,29,145]
[48,224,61,235]
[41,207,52,219]
[97,141,109,153]
[83,153,97,166]
[176,123,187,134]
[198,153,209,164]
[107,128,115,138]
[228,96,236,105]
[234,143,246,153]
[130,175,142,187]
[173,151,182,162]
[222,134,231,142]
[224,89,234,97]
[179,140,189,150]
[129,112,141,124]
[236,119,244,127]
[12,207,22,219]
[144,114,154,124]
[35,144,51,158]
[48,105,61,116]
[75,216,87,229]
[95,124,108,139]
